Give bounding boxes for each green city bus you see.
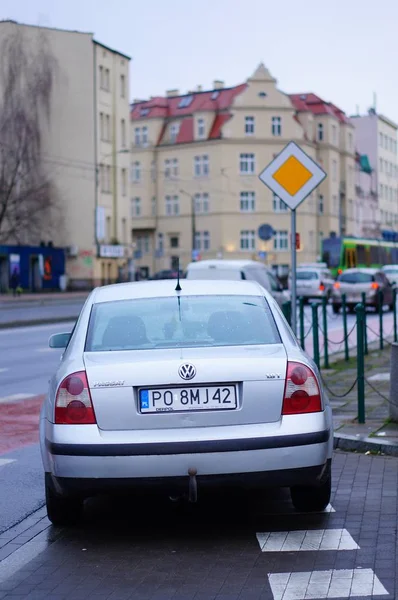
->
[321,236,398,277]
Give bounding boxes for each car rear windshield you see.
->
[296,271,319,280]
[85,295,281,352]
[339,272,374,284]
[383,268,398,274]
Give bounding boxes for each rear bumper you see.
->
[49,461,331,497]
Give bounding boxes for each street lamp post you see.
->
[180,189,196,261]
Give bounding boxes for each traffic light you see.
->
[295,233,301,250]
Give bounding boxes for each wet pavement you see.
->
[0,451,396,599]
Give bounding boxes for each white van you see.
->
[186,260,290,307]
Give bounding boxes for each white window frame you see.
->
[131,161,141,183]
[121,119,126,147]
[240,230,255,251]
[271,116,282,136]
[272,193,288,213]
[319,194,324,214]
[194,155,209,177]
[120,74,125,98]
[332,159,337,181]
[318,123,324,142]
[240,191,255,212]
[121,168,127,196]
[142,126,148,145]
[194,231,211,251]
[134,127,141,146]
[164,159,171,179]
[131,197,141,217]
[239,153,255,174]
[194,193,210,214]
[197,118,205,139]
[170,123,179,143]
[245,116,255,136]
[172,158,178,177]
[273,230,289,251]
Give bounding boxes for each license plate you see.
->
[139,385,237,413]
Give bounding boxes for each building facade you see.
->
[350,109,398,239]
[0,21,131,289]
[130,65,355,279]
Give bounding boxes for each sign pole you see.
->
[291,209,297,336]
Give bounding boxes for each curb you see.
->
[0,316,78,329]
[334,432,398,456]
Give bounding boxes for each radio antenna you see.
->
[175,258,182,292]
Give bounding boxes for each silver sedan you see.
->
[40,279,333,525]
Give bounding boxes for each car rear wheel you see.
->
[45,473,83,526]
[290,463,331,512]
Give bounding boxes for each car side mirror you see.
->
[49,332,71,349]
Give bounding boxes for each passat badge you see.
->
[93,380,125,387]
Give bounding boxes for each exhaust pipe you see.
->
[188,467,198,503]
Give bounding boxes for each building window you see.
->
[99,66,103,88]
[142,126,148,145]
[172,158,178,177]
[240,191,255,212]
[100,67,110,91]
[131,161,141,183]
[319,195,324,214]
[319,231,324,250]
[137,234,150,254]
[194,155,209,177]
[131,197,141,217]
[170,123,179,143]
[151,196,156,216]
[100,112,104,140]
[240,230,255,251]
[197,118,205,139]
[106,216,111,241]
[120,74,126,98]
[348,132,353,151]
[239,153,255,174]
[318,123,324,141]
[105,115,111,141]
[164,159,171,179]
[245,116,255,135]
[165,195,179,216]
[134,127,141,146]
[170,236,179,249]
[121,168,127,196]
[121,119,126,147]
[272,193,288,212]
[271,116,281,136]
[178,95,193,108]
[332,159,337,181]
[194,193,210,214]
[332,125,337,145]
[195,231,210,251]
[273,230,289,251]
[380,158,383,172]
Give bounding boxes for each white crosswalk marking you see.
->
[0,459,16,467]
[268,568,389,599]
[257,528,359,552]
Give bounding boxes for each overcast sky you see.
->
[2,0,397,121]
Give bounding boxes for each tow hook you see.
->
[188,467,198,503]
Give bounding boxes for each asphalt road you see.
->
[0,322,74,399]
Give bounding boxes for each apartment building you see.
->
[350,109,398,239]
[0,20,131,288]
[130,65,355,278]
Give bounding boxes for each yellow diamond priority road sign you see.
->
[259,141,326,210]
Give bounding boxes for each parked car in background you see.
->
[186,260,290,308]
[149,269,181,280]
[382,265,398,287]
[288,266,335,303]
[42,279,333,525]
[331,268,394,314]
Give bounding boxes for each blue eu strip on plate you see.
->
[140,389,149,409]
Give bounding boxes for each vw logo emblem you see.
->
[178,363,196,381]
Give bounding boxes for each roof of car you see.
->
[342,268,379,274]
[186,260,267,270]
[92,279,268,303]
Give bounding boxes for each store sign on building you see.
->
[99,245,125,258]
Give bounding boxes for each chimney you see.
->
[133,98,144,103]
[213,80,224,90]
[166,89,179,97]
[197,85,203,92]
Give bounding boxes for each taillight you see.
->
[319,282,325,291]
[282,362,322,415]
[371,282,379,290]
[333,282,340,289]
[338,269,343,275]
[55,371,96,424]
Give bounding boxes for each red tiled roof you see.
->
[289,93,349,124]
[209,113,232,139]
[130,84,247,144]
[176,118,194,144]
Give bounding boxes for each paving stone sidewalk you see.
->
[322,343,398,454]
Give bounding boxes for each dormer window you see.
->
[178,95,193,108]
[170,123,179,143]
[140,108,150,117]
[211,91,219,100]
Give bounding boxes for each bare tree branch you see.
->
[0,25,60,244]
